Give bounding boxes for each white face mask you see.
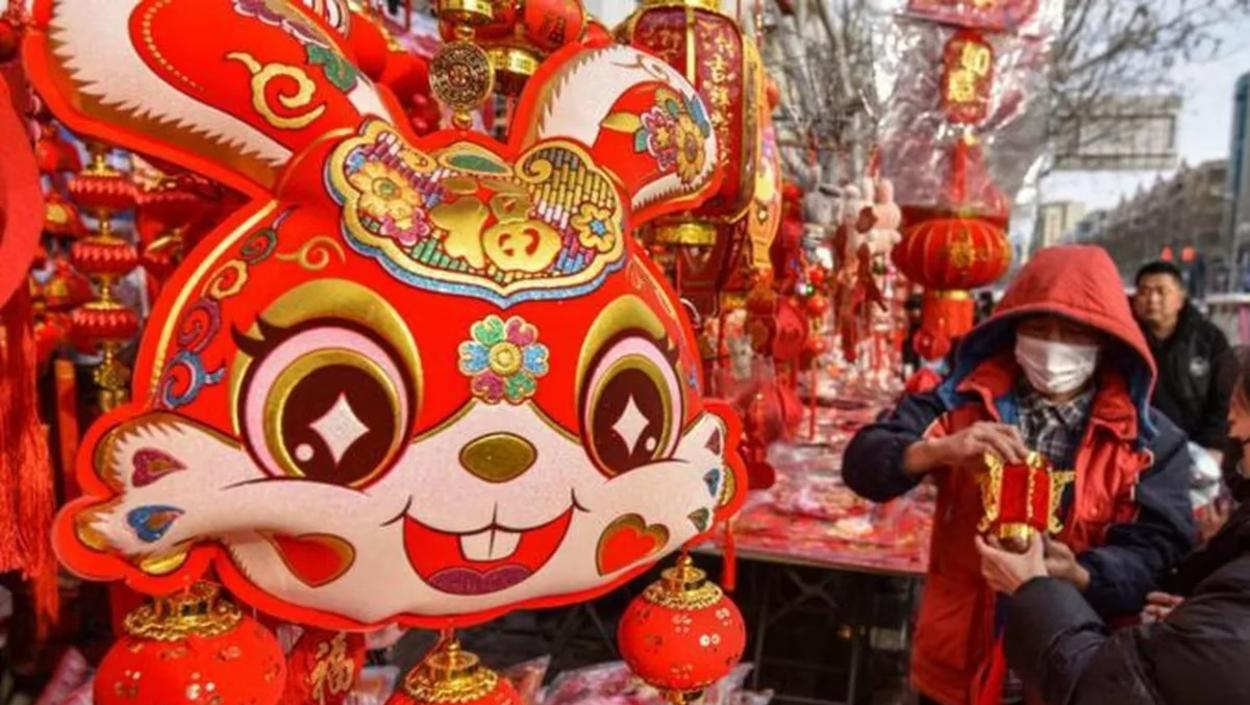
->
[1014,334,1099,396]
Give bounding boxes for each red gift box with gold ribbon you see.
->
[978,452,1075,552]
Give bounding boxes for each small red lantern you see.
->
[387,641,520,705]
[94,583,285,705]
[44,191,85,239]
[42,259,91,312]
[618,555,746,703]
[978,452,1075,553]
[70,300,139,349]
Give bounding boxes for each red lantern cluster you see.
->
[65,143,140,410]
[618,556,746,703]
[94,583,285,705]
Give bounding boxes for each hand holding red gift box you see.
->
[977,451,1074,553]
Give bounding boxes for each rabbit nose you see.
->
[459,433,537,483]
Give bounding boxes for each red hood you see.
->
[939,245,1158,443]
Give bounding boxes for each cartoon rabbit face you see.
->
[30,0,745,629]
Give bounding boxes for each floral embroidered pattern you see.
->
[571,203,619,253]
[458,315,550,404]
[347,161,432,247]
[631,90,712,184]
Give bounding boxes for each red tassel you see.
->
[0,288,59,638]
[722,519,738,593]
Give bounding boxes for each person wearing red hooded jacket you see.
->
[844,246,1195,705]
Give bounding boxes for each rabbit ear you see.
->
[512,44,720,226]
[24,0,400,196]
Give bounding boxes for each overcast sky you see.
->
[1041,15,1250,210]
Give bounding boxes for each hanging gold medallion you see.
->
[431,41,495,127]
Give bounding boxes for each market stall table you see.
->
[700,399,933,705]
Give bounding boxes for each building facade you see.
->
[1082,159,1229,285]
[1032,200,1087,253]
[1226,72,1250,282]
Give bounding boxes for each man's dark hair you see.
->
[1135,260,1184,288]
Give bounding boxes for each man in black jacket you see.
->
[976,498,1250,705]
[976,353,1250,705]
[1134,260,1231,506]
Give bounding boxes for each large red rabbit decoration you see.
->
[26,0,746,632]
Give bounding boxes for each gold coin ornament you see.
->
[431,41,496,121]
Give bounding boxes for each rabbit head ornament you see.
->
[26,0,746,630]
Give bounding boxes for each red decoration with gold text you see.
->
[940,30,993,125]
[619,0,762,317]
[281,628,367,705]
[27,0,746,631]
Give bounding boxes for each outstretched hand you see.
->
[976,533,1046,595]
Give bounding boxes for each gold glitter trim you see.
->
[123,583,242,642]
[641,555,723,611]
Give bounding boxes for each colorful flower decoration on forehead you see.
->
[458,315,550,404]
[347,160,431,247]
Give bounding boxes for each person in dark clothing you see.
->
[1220,350,1250,504]
[975,348,1250,705]
[844,246,1195,705]
[1134,260,1231,508]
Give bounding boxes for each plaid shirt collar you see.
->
[1015,382,1095,468]
[1017,383,1094,428]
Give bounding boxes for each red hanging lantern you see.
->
[134,174,209,287]
[41,258,91,313]
[618,555,746,703]
[44,190,85,240]
[894,217,1010,335]
[894,139,1010,340]
[386,641,520,705]
[621,0,761,245]
[94,583,286,705]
